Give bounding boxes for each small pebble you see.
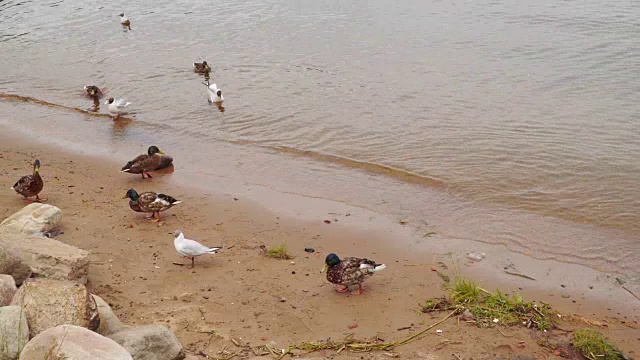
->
[304,247,315,253]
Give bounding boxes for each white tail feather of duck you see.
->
[369,264,386,272]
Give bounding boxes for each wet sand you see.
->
[1,129,638,358]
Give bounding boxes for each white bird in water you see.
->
[171,230,222,268]
[204,81,223,103]
[119,13,131,29]
[105,97,131,116]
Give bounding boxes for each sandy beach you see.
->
[1,128,638,359]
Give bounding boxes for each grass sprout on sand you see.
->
[421,276,554,330]
[572,329,625,360]
[265,243,293,260]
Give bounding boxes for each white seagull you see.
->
[104,97,131,115]
[204,81,224,103]
[171,230,222,268]
[119,13,131,28]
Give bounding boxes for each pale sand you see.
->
[1,129,638,358]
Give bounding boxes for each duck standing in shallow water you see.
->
[105,97,131,116]
[322,253,386,294]
[170,230,222,268]
[11,159,45,202]
[193,61,211,74]
[83,85,103,99]
[121,146,171,179]
[119,13,131,29]
[124,189,182,223]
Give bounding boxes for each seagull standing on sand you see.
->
[171,230,222,268]
[105,97,131,116]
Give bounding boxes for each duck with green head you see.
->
[121,146,172,179]
[322,253,386,295]
[11,159,45,202]
[124,189,182,223]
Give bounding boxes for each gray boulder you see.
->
[18,324,132,360]
[92,294,127,336]
[0,243,31,286]
[11,279,99,338]
[0,234,88,284]
[0,306,29,360]
[0,203,62,235]
[108,325,185,360]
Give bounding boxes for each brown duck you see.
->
[193,61,211,74]
[322,253,386,295]
[11,159,44,202]
[124,189,182,223]
[121,146,171,179]
[83,85,103,99]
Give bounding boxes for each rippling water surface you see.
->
[1,0,638,274]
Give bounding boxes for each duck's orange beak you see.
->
[321,264,328,273]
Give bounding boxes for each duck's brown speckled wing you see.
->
[138,192,180,212]
[123,154,161,174]
[327,257,377,287]
[155,155,174,170]
[12,173,43,197]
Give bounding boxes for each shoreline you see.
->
[1,101,638,280]
[1,128,639,357]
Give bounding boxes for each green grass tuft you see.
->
[572,329,624,360]
[266,243,293,260]
[421,276,554,330]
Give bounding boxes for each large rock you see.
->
[0,233,88,284]
[92,294,127,336]
[0,306,29,360]
[0,203,62,235]
[18,324,132,360]
[108,325,185,360]
[11,279,99,338]
[0,274,17,306]
[0,242,31,286]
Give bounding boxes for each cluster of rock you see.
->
[0,203,185,360]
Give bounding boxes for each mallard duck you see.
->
[123,189,182,222]
[11,159,45,202]
[83,85,103,99]
[105,97,131,115]
[170,230,222,268]
[121,146,170,179]
[119,13,131,28]
[193,61,211,74]
[205,82,224,103]
[322,253,386,294]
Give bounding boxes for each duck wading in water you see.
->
[11,159,45,202]
[322,253,386,294]
[121,146,170,179]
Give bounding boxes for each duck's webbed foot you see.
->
[351,284,363,295]
[334,285,349,293]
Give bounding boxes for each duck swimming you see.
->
[11,159,45,202]
[124,189,182,223]
[105,97,131,116]
[322,253,386,294]
[83,85,103,99]
[193,61,211,74]
[121,146,170,179]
